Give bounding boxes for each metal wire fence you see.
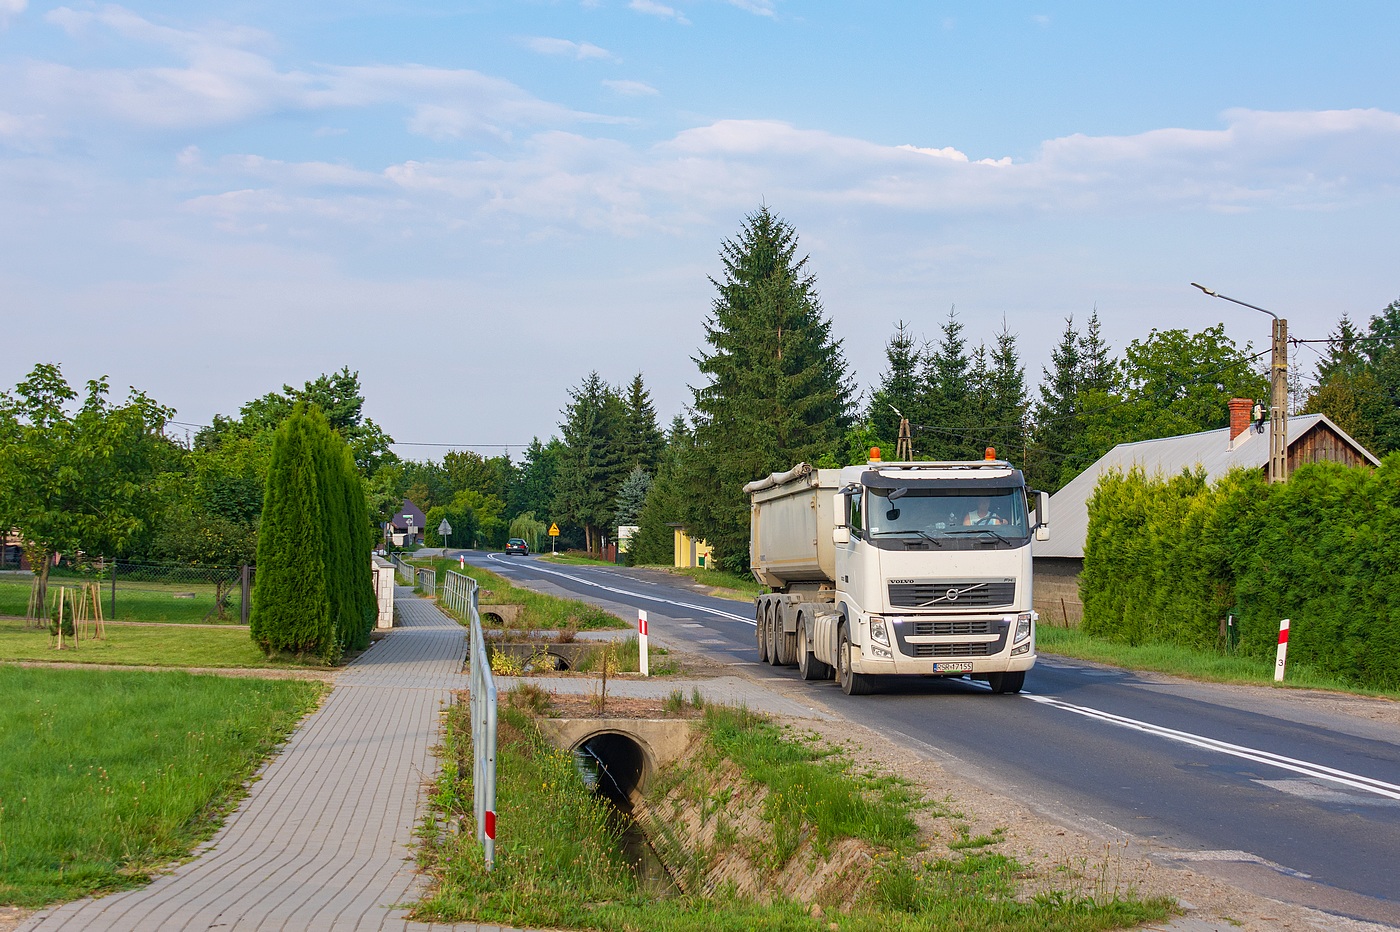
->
[0,558,252,625]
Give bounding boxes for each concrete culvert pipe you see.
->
[575,732,648,810]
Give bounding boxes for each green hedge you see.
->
[1081,457,1400,690]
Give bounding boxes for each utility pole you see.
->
[1192,283,1289,482]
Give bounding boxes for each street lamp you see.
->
[1190,283,1289,482]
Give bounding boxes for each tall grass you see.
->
[0,667,325,906]
[415,699,1172,931]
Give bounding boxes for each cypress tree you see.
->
[684,206,853,571]
[251,406,335,660]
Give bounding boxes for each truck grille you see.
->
[909,619,998,637]
[910,642,994,658]
[888,581,1016,609]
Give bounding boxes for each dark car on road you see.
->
[505,538,529,555]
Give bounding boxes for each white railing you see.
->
[392,554,415,585]
[448,569,497,870]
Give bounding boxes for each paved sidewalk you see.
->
[21,588,475,932]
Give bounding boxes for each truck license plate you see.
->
[933,661,974,673]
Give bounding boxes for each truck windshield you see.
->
[866,487,1029,542]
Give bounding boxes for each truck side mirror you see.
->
[833,527,851,546]
[1033,490,1050,541]
[832,492,848,529]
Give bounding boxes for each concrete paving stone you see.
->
[18,587,513,932]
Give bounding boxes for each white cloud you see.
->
[12,7,609,137]
[1032,14,1051,27]
[727,0,776,17]
[0,0,26,26]
[524,37,614,60]
[603,79,659,97]
[629,0,689,25]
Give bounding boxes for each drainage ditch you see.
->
[573,732,681,898]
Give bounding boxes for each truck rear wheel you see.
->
[755,602,769,663]
[987,670,1025,694]
[766,604,782,666]
[796,612,829,681]
[837,623,874,696]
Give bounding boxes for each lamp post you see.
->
[1191,283,1289,482]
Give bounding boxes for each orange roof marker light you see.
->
[869,447,882,463]
[985,447,996,461]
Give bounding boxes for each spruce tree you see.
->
[631,417,691,566]
[684,206,853,571]
[919,308,974,460]
[869,321,922,446]
[621,374,664,474]
[1028,316,1082,490]
[555,372,629,552]
[985,321,1028,466]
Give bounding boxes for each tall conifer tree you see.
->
[869,321,922,445]
[919,308,974,460]
[684,206,853,571]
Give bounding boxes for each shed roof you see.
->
[1034,413,1379,559]
[388,499,427,531]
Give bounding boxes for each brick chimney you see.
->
[1228,397,1253,443]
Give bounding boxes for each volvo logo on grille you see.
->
[945,588,960,601]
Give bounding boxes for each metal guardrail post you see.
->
[448,569,496,870]
[416,567,436,598]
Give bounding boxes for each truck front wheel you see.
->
[837,623,874,696]
[797,612,830,681]
[987,670,1025,694]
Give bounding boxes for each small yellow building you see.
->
[670,525,714,569]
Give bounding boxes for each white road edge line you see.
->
[1023,694,1400,800]
[483,554,755,625]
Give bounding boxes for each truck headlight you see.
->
[869,616,889,646]
[1014,612,1033,643]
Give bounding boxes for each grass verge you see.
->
[1038,625,1400,699]
[0,666,326,907]
[0,619,334,669]
[414,695,1173,931]
[415,558,626,631]
[648,565,767,601]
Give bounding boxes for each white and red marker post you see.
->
[1275,618,1291,682]
[638,609,650,677]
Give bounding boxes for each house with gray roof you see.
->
[1033,399,1379,624]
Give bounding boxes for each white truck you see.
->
[744,454,1048,695]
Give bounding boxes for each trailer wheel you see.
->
[797,611,829,681]
[756,601,769,663]
[837,623,874,696]
[987,670,1025,694]
[766,603,782,666]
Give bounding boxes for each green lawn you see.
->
[0,576,244,625]
[0,619,330,669]
[0,666,326,907]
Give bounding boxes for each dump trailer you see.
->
[744,454,1049,695]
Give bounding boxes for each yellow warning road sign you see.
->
[548,523,560,536]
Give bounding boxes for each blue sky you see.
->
[3,1,1399,456]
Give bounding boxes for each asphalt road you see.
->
[460,550,1400,927]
